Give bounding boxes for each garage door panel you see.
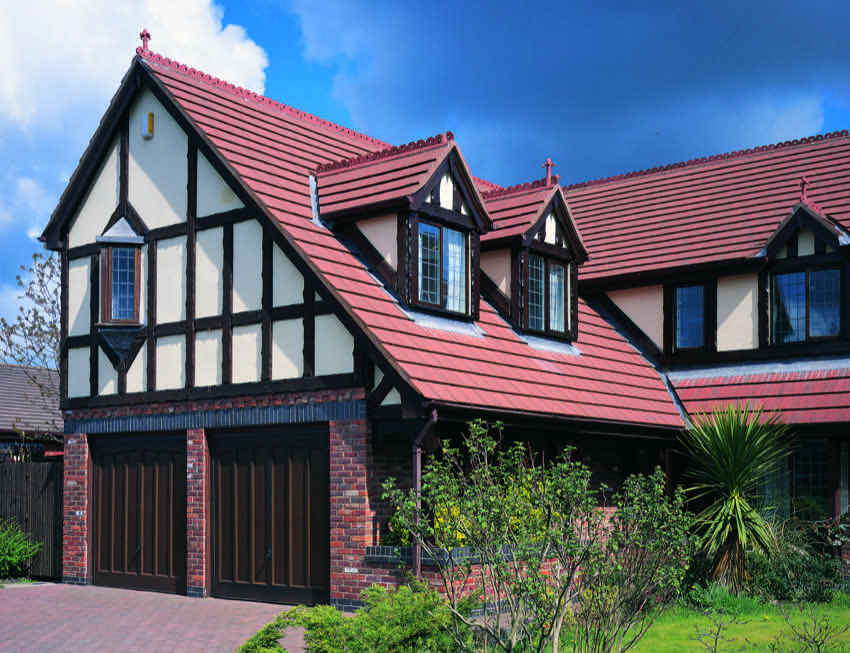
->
[214,431,329,604]
[93,436,187,594]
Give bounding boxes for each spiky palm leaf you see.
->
[679,403,791,592]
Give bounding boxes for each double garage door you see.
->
[93,430,329,604]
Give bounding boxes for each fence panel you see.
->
[0,460,63,579]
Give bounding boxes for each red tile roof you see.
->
[671,365,850,425]
[316,133,453,217]
[140,49,683,431]
[481,179,558,242]
[564,132,850,282]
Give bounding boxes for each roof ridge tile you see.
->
[481,177,555,200]
[136,47,390,150]
[316,132,454,173]
[564,130,850,191]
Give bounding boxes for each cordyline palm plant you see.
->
[679,403,791,593]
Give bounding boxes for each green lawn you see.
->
[631,600,850,652]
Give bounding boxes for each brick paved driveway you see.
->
[0,583,306,653]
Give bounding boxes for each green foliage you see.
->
[0,518,43,578]
[384,420,696,653]
[685,581,766,617]
[381,508,412,546]
[294,583,460,653]
[237,612,290,653]
[679,403,792,592]
[748,551,841,604]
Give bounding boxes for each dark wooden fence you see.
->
[0,459,63,579]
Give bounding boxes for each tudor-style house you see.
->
[42,36,850,608]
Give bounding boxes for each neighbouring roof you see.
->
[669,360,850,426]
[564,132,850,283]
[136,48,683,431]
[0,364,61,435]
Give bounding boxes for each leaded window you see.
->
[772,268,840,344]
[527,254,568,335]
[417,221,467,314]
[675,285,705,349]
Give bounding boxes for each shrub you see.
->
[258,582,463,653]
[0,518,42,578]
[747,550,841,603]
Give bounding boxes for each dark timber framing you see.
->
[186,144,198,388]
[44,55,423,413]
[222,222,233,385]
[89,253,99,397]
[262,232,273,382]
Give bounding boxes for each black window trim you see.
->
[768,263,844,346]
[663,279,717,355]
[412,216,472,317]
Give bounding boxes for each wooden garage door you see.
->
[93,436,187,593]
[213,431,329,604]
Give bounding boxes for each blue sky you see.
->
[3,0,850,322]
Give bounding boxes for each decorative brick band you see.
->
[65,392,366,434]
[63,433,89,585]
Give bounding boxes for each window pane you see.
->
[549,263,566,333]
[111,247,136,321]
[443,227,466,313]
[528,255,544,330]
[675,285,704,349]
[418,223,440,305]
[809,268,840,338]
[772,272,805,343]
[793,441,829,521]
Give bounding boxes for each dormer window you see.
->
[417,220,468,314]
[528,254,567,334]
[771,267,841,343]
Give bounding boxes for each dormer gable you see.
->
[479,180,588,340]
[764,201,850,260]
[316,134,491,320]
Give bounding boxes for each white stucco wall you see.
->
[126,344,146,393]
[197,152,243,218]
[195,330,222,386]
[233,220,263,312]
[357,214,397,269]
[717,274,758,351]
[98,349,116,395]
[798,227,815,256]
[315,314,353,375]
[272,319,303,379]
[68,258,91,336]
[232,324,261,383]
[608,285,664,349]
[155,336,185,390]
[196,228,223,318]
[128,89,187,229]
[480,250,511,299]
[68,140,119,248]
[156,237,186,323]
[67,348,89,398]
[273,245,303,306]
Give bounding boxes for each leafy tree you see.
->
[0,252,61,438]
[679,403,791,593]
[384,420,696,653]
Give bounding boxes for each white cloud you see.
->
[0,176,55,238]
[0,0,268,134]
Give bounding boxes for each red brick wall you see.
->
[186,428,209,598]
[63,432,89,584]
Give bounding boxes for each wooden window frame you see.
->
[769,264,843,346]
[413,217,471,316]
[100,245,141,324]
[663,280,717,355]
[525,253,570,337]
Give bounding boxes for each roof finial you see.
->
[543,158,556,185]
[140,29,151,53]
[800,174,809,202]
